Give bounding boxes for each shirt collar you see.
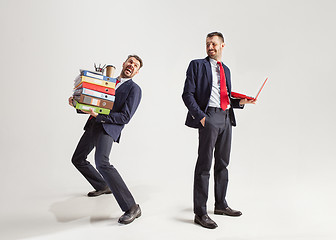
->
[209,58,221,66]
[117,77,131,83]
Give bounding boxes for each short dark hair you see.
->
[126,55,143,68]
[206,32,224,43]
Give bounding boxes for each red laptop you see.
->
[231,77,268,101]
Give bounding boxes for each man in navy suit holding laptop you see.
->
[68,55,143,225]
[182,32,255,229]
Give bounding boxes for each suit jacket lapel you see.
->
[204,57,212,87]
[114,79,132,106]
[116,79,132,93]
[223,66,231,94]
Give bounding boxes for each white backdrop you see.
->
[0,0,335,239]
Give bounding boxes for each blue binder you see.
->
[80,69,117,83]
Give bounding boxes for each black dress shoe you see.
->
[194,214,218,229]
[214,207,242,217]
[118,204,141,224]
[87,186,112,197]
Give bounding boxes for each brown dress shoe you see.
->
[194,214,218,229]
[87,186,112,197]
[118,204,141,224]
[214,207,242,216]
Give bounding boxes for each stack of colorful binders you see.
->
[72,69,116,115]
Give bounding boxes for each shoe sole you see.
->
[214,210,242,217]
[87,191,112,197]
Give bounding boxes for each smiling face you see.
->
[120,57,141,78]
[206,36,225,61]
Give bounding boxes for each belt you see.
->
[207,106,229,112]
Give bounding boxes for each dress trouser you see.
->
[194,107,232,216]
[71,120,136,212]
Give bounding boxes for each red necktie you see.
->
[217,61,230,111]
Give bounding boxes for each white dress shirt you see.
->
[208,58,230,109]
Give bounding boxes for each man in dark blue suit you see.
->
[69,55,143,225]
[182,32,255,229]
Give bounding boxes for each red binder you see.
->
[75,82,115,95]
[231,77,268,101]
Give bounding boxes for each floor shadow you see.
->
[181,207,193,212]
[1,194,121,240]
[173,207,194,225]
[173,217,194,225]
[49,194,119,224]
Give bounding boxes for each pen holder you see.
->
[106,65,116,78]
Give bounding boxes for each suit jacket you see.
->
[84,79,142,142]
[182,57,243,129]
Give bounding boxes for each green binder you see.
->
[73,100,110,115]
